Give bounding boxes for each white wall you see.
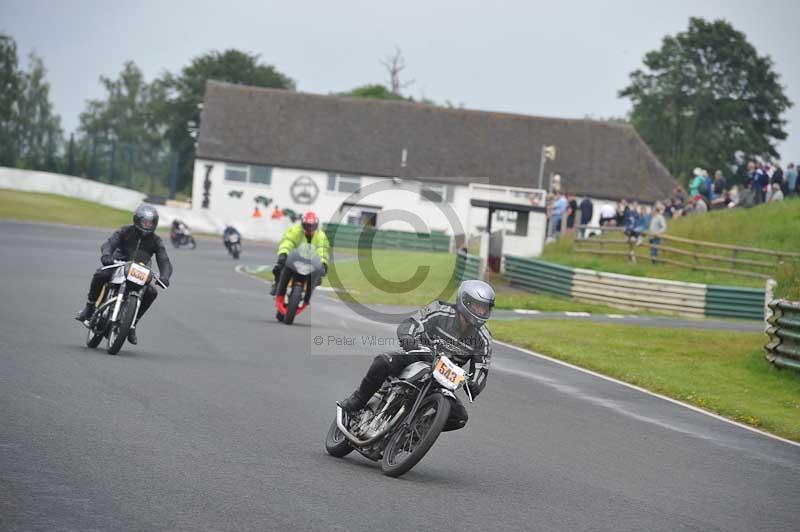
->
[0,166,291,241]
[192,159,476,237]
[502,211,548,257]
[0,166,145,211]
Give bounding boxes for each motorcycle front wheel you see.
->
[86,311,104,348]
[380,393,451,477]
[107,297,136,355]
[283,282,303,325]
[324,419,354,458]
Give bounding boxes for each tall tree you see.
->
[79,61,164,147]
[160,49,295,191]
[0,34,21,166]
[15,52,63,170]
[0,35,62,171]
[619,18,792,182]
[78,61,167,184]
[380,47,414,96]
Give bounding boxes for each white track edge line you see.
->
[495,340,800,449]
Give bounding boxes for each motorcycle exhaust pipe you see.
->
[336,405,406,447]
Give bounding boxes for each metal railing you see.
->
[573,225,800,280]
[765,300,800,371]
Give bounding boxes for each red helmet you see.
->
[301,211,319,236]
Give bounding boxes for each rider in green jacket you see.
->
[270,211,330,295]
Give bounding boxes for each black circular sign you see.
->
[290,176,319,205]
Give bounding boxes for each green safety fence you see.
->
[324,223,451,252]
[765,300,800,371]
[455,251,480,281]
[705,285,765,320]
[504,256,574,298]
[504,255,766,319]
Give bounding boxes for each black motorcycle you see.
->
[325,340,473,477]
[224,232,242,259]
[171,225,196,249]
[274,243,323,325]
[84,256,168,355]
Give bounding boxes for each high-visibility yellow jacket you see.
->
[278,223,330,265]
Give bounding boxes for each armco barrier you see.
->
[504,255,765,319]
[504,256,574,298]
[455,251,480,281]
[324,223,451,252]
[765,300,800,371]
[706,285,766,320]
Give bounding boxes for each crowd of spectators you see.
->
[674,161,798,215]
[546,160,796,261]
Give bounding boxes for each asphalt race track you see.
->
[1,221,798,532]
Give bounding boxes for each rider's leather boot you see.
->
[338,390,368,412]
[127,327,138,345]
[76,302,95,322]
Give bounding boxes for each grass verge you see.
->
[491,319,800,441]
[0,189,132,228]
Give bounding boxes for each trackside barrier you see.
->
[504,255,766,319]
[324,223,451,252]
[765,300,800,371]
[455,251,480,281]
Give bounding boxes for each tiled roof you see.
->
[197,80,678,202]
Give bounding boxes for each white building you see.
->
[192,81,676,256]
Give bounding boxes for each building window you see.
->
[224,163,272,186]
[421,184,453,203]
[250,165,272,185]
[509,211,529,236]
[225,164,248,182]
[327,173,362,193]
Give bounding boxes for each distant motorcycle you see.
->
[171,225,196,249]
[325,339,472,477]
[84,256,168,355]
[274,243,323,325]
[223,232,242,259]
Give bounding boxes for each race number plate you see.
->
[433,356,465,390]
[127,263,150,285]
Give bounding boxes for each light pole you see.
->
[538,145,556,189]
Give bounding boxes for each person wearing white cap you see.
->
[689,168,705,197]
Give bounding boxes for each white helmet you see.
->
[456,280,495,327]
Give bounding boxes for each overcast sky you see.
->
[3,0,799,163]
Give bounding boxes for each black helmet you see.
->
[133,204,159,235]
[456,280,495,327]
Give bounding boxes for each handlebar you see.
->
[98,260,168,289]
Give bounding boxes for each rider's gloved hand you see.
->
[399,335,419,352]
[101,255,114,266]
[273,253,287,279]
[161,277,170,287]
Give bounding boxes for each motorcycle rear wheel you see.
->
[107,298,136,355]
[381,393,450,477]
[324,419,354,457]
